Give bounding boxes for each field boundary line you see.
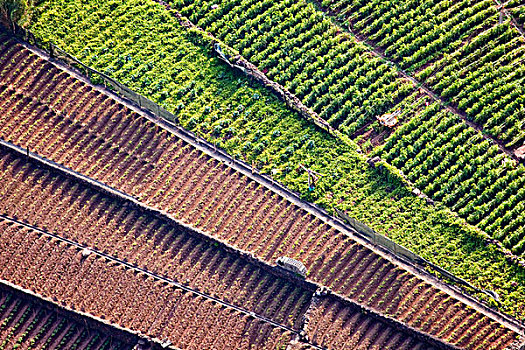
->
[7,33,525,335]
[496,0,525,38]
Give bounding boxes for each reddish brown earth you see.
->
[0,285,141,350]
[0,219,294,350]
[0,150,312,329]
[0,147,465,350]
[287,341,319,350]
[0,37,520,349]
[0,148,312,331]
[306,295,510,350]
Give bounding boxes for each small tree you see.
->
[0,0,27,33]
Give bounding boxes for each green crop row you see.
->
[29,0,525,318]
[323,0,525,148]
[165,0,525,256]
[376,102,525,255]
[170,0,525,147]
[174,0,414,135]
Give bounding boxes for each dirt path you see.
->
[497,0,525,37]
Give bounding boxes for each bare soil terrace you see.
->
[307,295,501,350]
[0,142,474,350]
[0,149,312,331]
[0,219,294,350]
[0,286,137,350]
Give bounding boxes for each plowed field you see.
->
[0,286,135,350]
[0,147,312,330]
[306,296,512,350]
[0,219,294,350]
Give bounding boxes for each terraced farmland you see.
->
[338,0,498,68]
[0,149,312,330]
[0,0,523,347]
[322,0,525,239]
[173,0,525,144]
[0,44,520,348]
[165,0,525,253]
[27,0,525,290]
[325,0,525,145]
[170,0,525,251]
[0,146,503,348]
[174,0,412,134]
[0,285,137,350]
[303,295,465,350]
[168,0,525,252]
[0,218,295,350]
[306,295,496,350]
[172,0,525,147]
[0,146,475,350]
[376,103,525,254]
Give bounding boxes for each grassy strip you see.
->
[30,0,525,318]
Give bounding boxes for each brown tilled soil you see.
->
[0,219,295,350]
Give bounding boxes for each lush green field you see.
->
[330,0,525,255]
[324,0,525,147]
[375,103,525,255]
[168,0,525,256]
[174,0,413,134]
[31,0,525,318]
[173,0,525,146]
